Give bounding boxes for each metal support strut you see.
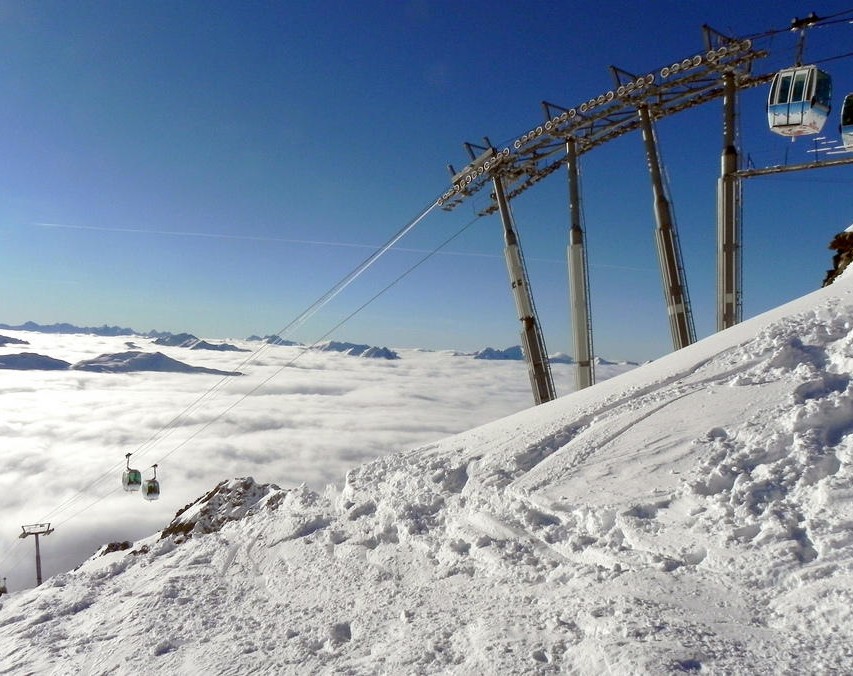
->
[565,138,595,390]
[637,105,696,351]
[492,175,556,405]
[718,71,742,331]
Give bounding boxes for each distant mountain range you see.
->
[473,346,578,363]
[471,346,639,366]
[0,322,248,353]
[0,350,243,375]
[152,333,249,352]
[0,352,70,370]
[74,351,243,375]
[472,346,525,361]
[0,322,638,366]
[0,321,141,337]
[0,323,398,360]
[314,341,399,360]
[0,334,29,347]
[246,335,301,346]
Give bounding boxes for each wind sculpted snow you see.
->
[1,275,853,672]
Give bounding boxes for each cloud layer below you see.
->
[0,331,636,590]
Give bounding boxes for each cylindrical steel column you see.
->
[717,71,742,331]
[638,105,695,351]
[493,175,556,405]
[34,534,43,586]
[566,139,594,390]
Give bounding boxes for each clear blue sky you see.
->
[1,1,851,360]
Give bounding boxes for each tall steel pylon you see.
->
[492,173,556,405]
[565,137,595,389]
[449,142,556,406]
[637,104,696,350]
[718,70,742,330]
[441,19,852,396]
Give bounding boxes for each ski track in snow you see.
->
[2,283,853,672]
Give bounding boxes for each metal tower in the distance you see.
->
[19,523,55,587]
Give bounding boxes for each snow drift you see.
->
[1,274,853,673]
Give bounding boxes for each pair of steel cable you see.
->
[743,8,853,41]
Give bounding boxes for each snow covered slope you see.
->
[1,275,853,673]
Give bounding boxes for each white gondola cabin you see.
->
[841,93,853,151]
[142,464,160,501]
[122,452,142,492]
[767,65,832,137]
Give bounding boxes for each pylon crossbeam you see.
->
[439,44,767,214]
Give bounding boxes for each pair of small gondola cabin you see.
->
[123,454,160,500]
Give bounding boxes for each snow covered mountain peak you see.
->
[159,477,289,543]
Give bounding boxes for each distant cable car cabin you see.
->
[122,453,142,492]
[142,464,160,501]
[767,65,832,137]
[841,93,853,151]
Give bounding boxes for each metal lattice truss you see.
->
[440,33,771,216]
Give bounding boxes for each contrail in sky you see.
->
[30,221,654,272]
[31,221,497,258]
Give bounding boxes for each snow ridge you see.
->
[160,478,288,542]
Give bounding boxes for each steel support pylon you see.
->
[19,523,54,587]
[637,105,696,351]
[718,71,742,331]
[565,139,595,390]
[492,175,556,405]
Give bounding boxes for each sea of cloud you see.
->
[0,330,636,591]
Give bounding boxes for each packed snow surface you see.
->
[2,275,853,673]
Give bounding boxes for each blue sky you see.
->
[1,1,851,361]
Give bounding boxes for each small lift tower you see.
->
[20,523,55,587]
